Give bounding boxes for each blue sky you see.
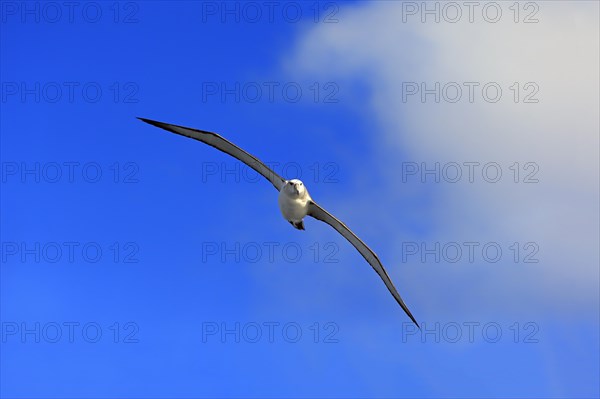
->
[1,1,599,398]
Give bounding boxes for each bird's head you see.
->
[285,179,308,198]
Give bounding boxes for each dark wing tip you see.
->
[397,293,420,329]
[137,117,216,136]
[406,309,421,330]
[137,117,168,129]
[393,292,420,329]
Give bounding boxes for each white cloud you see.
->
[285,1,599,318]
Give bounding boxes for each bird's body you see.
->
[278,179,310,230]
[138,117,421,328]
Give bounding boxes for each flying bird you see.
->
[138,117,420,328]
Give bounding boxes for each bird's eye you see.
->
[299,182,303,185]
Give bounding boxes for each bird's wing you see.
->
[138,117,286,191]
[307,200,419,328]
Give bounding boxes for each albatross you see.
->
[138,117,420,328]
